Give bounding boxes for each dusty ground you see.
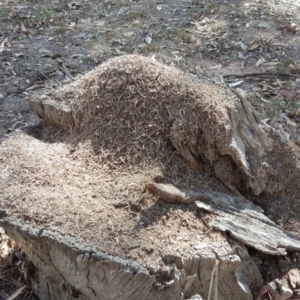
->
[1,0,300,297]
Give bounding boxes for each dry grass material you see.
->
[46,55,234,170]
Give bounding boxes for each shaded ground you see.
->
[1,0,300,298]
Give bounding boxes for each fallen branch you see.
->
[223,72,300,79]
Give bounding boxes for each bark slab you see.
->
[145,182,300,255]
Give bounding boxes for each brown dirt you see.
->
[1,0,300,294]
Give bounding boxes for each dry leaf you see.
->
[229,80,244,88]
[20,22,30,35]
[289,63,300,73]
[283,116,297,127]
[10,240,19,251]
[144,34,152,45]
[255,57,266,67]
[270,42,288,47]
[278,89,297,100]
[287,23,297,33]
[262,61,279,67]
[208,64,222,70]
[249,40,260,51]
[190,35,197,43]
[0,37,7,53]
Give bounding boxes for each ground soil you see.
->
[1,0,300,297]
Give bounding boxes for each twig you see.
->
[7,285,28,300]
[215,260,219,300]
[241,55,249,70]
[199,52,204,70]
[223,72,300,79]
[208,260,219,300]
[57,59,74,81]
[0,275,29,289]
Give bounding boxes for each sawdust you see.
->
[0,56,237,265]
[0,129,228,266]
[37,55,234,171]
[1,54,300,271]
[0,56,238,266]
[30,55,300,198]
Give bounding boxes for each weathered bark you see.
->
[29,95,74,127]
[145,182,300,255]
[0,217,263,300]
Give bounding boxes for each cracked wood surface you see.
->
[0,217,262,300]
